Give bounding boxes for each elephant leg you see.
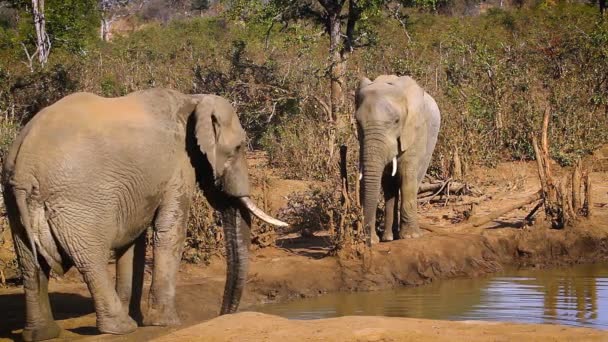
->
[73,247,137,335]
[381,174,399,242]
[115,232,146,324]
[143,192,189,327]
[399,164,422,239]
[12,230,60,342]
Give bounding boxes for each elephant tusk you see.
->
[391,157,398,177]
[359,172,363,181]
[240,197,289,227]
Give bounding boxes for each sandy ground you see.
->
[0,157,607,341]
[152,312,608,342]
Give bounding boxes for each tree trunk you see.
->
[600,0,606,15]
[31,0,50,66]
[328,13,346,130]
[101,17,110,42]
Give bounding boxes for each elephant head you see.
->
[354,76,419,242]
[190,94,287,314]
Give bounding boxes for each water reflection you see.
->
[256,263,608,329]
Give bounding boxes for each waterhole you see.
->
[257,263,608,329]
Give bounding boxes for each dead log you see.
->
[417,181,475,197]
[418,182,445,193]
[469,190,542,227]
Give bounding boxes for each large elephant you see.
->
[2,88,287,341]
[355,75,441,244]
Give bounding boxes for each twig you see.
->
[418,178,451,204]
[443,181,451,206]
[21,43,39,73]
[266,102,278,123]
[311,95,331,122]
[389,4,412,43]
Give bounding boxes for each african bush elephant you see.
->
[355,75,441,244]
[2,88,287,341]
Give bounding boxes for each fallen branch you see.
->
[417,180,478,197]
[524,200,544,223]
[418,181,445,193]
[468,190,542,228]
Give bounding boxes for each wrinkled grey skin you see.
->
[355,75,441,244]
[2,89,256,341]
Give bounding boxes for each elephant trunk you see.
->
[361,137,387,244]
[219,199,250,315]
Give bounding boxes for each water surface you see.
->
[257,263,608,329]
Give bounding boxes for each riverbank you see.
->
[152,312,608,342]
[0,161,607,341]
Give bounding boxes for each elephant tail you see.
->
[12,187,40,271]
[12,186,65,274]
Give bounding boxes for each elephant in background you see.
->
[2,88,287,341]
[356,75,441,244]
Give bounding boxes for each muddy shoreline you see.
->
[241,221,608,307]
[2,221,606,341]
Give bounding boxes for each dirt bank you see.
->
[152,312,608,342]
[0,161,607,341]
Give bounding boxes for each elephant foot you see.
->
[399,226,423,239]
[120,301,144,325]
[22,321,61,342]
[370,233,380,245]
[143,306,181,327]
[381,230,394,242]
[98,313,137,335]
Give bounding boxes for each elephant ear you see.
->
[356,77,372,109]
[398,78,426,154]
[194,95,246,177]
[399,107,416,153]
[194,95,219,175]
